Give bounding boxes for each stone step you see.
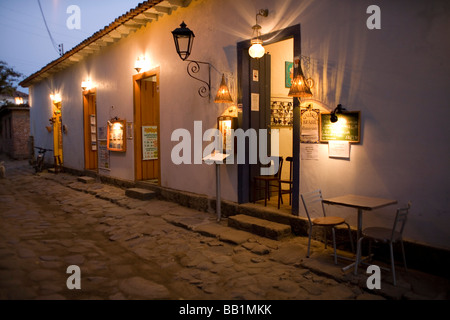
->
[125,188,156,200]
[77,176,96,184]
[227,214,292,240]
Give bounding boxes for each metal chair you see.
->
[301,189,354,264]
[278,156,293,207]
[354,202,411,286]
[253,156,284,208]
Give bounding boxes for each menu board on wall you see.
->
[107,119,126,152]
[320,111,360,143]
[142,125,158,160]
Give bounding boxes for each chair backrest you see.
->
[301,189,326,224]
[285,156,293,181]
[391,202,411,241]
[275,156,284,179]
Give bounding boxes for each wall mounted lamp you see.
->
[50,93,61,104]
[288,58,313,99]
[248,9,269,59]
[171,22,233,103]
[214,74,233,103]
[134,57,145,73]
[107,116,119,127]
[330,104,346,123]
[81,80,92,91]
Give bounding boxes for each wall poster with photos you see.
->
[271,100,293,127]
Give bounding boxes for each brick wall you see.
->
[0,106,30,159]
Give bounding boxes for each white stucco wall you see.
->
[26,0,450,250]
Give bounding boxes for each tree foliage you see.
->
[0,61,22,96]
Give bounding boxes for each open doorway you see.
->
[83,89,97,171]
[133,68,161,183]
[237,24,302,215]
[51,100,63,166]
[264,38,294,212]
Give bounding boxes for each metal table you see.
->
[323,194,397,271]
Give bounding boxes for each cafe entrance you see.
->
[237,24,302,215]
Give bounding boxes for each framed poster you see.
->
[271,101,293,127]
[285,61,293,88]
[320,111,361,143]
[107,119,126,152]
[142,125,158,160]
[300,107,320,142]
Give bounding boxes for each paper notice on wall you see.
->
[98,140,110,169]
[251,93,259,111]
[142,126,158,160]
[328,140,350,158]
[301,143,319,160]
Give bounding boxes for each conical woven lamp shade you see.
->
[288,66,313,98]
[214,74,233,103]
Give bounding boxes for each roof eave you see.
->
[20,0,187,88]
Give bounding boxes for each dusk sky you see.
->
[0,0,143,92]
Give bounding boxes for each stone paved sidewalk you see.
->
[0,158,448,300]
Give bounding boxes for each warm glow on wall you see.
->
[50,93,61,104]
[81,80,92,90]
[134,56,151,73]
[330,116,348,136]
[112,122,123,130]
[15,97,23,104]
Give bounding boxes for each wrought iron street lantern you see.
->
[171,21,232,103]
[172,21,195,61]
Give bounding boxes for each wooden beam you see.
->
[166,0,187,7]
[86,43,101,51]
[109,29,124,38]
[93,39,109,47]
[124,21,142,29]
[68,55,81,62]
[116,24,134,35]
[154,5,172,14]
[101,34,117,43]
[131,18,148,25]
[142,12,159,20]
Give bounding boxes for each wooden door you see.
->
[52,102,63,163]
[134,73,160,181]
[83,91,97,170]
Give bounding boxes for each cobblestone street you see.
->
[0,158,449,302]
